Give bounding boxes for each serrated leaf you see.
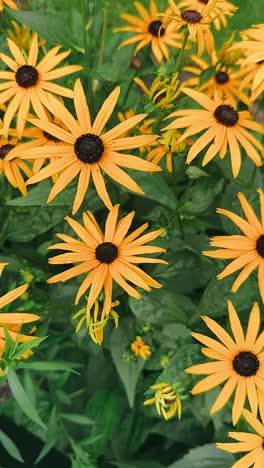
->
[179,177,224,214]
[0,429,24,462]
[7,368,46,429]
[129,288,194,325]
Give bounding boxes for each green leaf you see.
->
[7,368,46,429]
[110,318,145,407]
[7,8,71,44]
[86,391,118,457]
[127,171,178,209]
[185,166,209,180]
[11,336,47,360]
[0,429,24,463]
[17,360,80,374]
[167,443,235,467]
[199,66,216,84]
[198,273,261,319]
[60,413,95,425]
[2,326,18,358]
[179,177,224,214]
[129,288,194,325]
[5,206,67,242]
[35,407,58,464]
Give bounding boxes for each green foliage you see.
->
[167,444,235,467]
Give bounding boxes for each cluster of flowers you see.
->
[0,0,263,463]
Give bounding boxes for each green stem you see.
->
[98,0,109,66]
[249,164,258,192]
[174,29,189,73]
[122,45,150,107]
[81,0,93,111]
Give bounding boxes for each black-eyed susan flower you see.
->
[186,301,264,425]
[184,52,251,107]
[217,409,264,467]
[131,336,151,360]
[0,34,82,137]
[19,80,159,214]
[147,129,192,172]
[7,21,46,52]
[167,0,216,56]
[0,0,18,10]
[134,72,182,109]
[0,126,42,195]
[177,0,237,31]
[114,0,183,63]
[73,296,119,345]
[0,263,40,370]
[230,25,264,102]
[144,382,182,420]
[163,87,264,178]
[203,190,264,303]
[48,204,167,313]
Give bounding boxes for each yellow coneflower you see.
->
[186,301,264,425]
[177,0,237,31]
[73,296,119,345]
[144,382,182,420]
[0,0,18,10]
[48,204,167,313]
[163,87,264,177]
[217,409,264,467]
[184,52,251,107]
[7,21,46,51]
[203,190,264,303]
[167,0,216,56]
[0,33,82,137]
[0,263,40,366]
[131,336,151,360]
[147,129,192,172]
[134,72,181,109]
[230,25,264,102]
[18,80,159,214]
[0,126,42,195]
[114,0,183,63]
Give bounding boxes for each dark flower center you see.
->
[233,351,260,377]
[181,10,202,23]
[74,133,104,164]
[0,144,14,159]
[90,304,103,322]
[215,71,229,84]
[43,130,60,143]
[256,235,264,257]
[95,242,118,264]
[199,0,208,3]
[148,20,166,37]
[15,65,39,88]
[214,104,239,127]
